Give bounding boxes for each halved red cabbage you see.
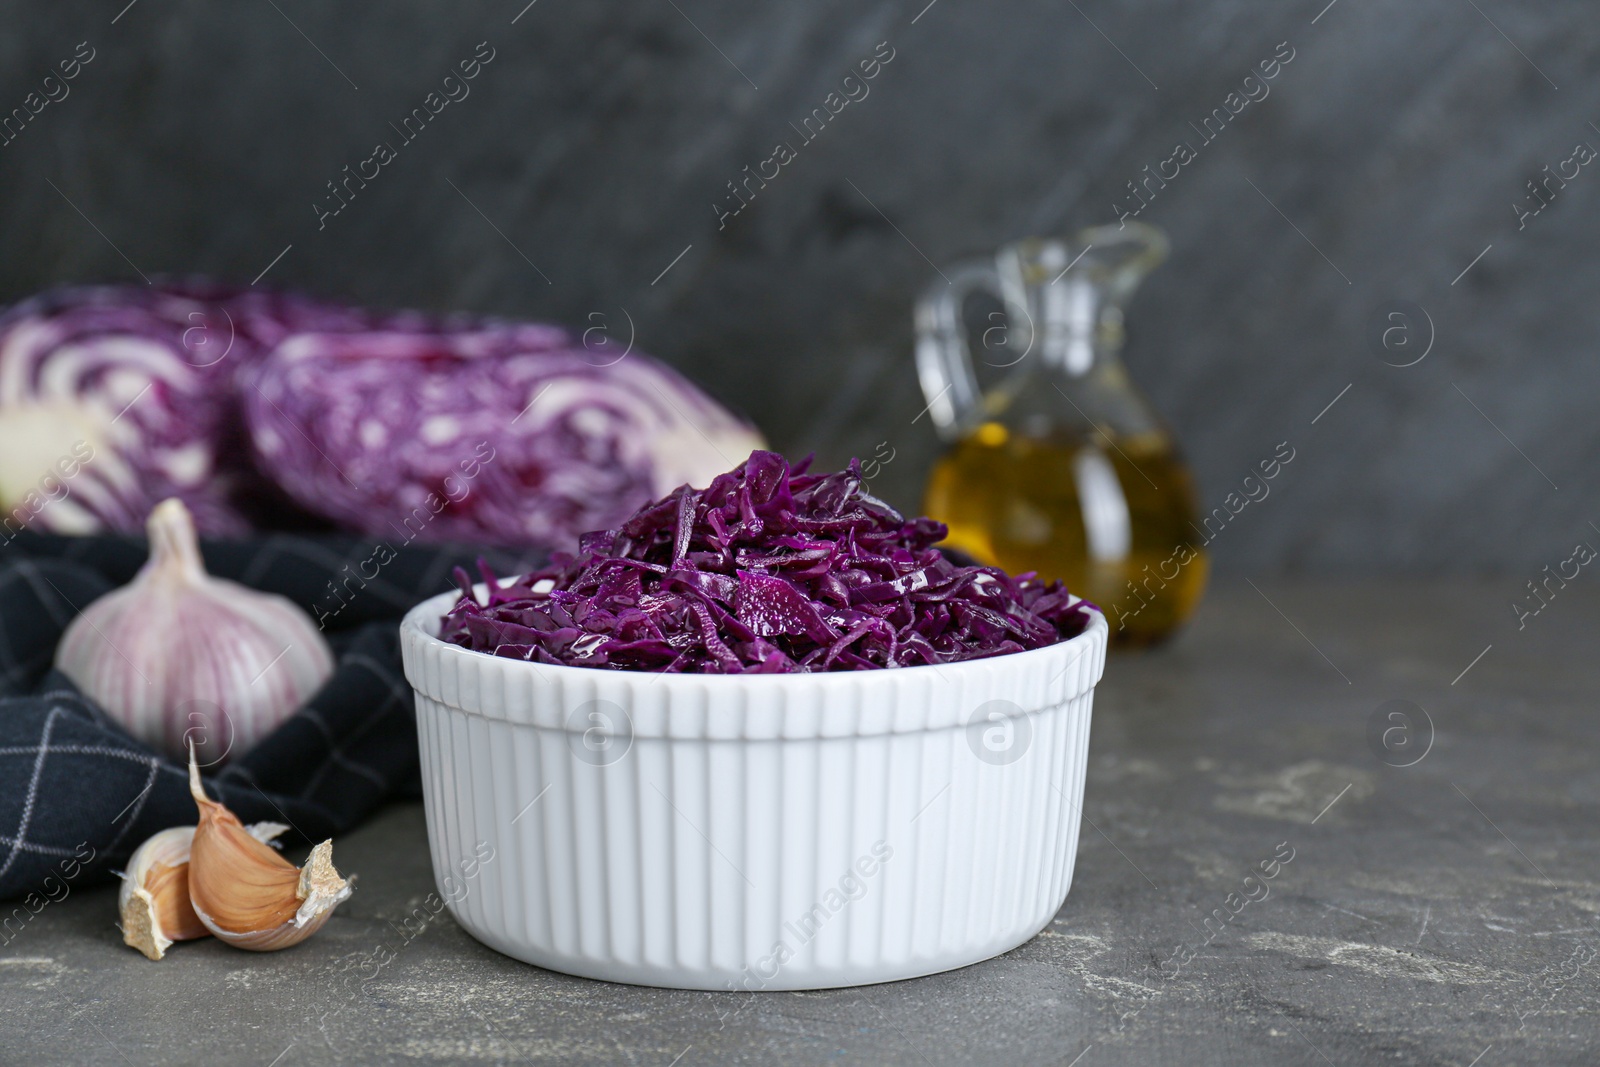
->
[243,329,764,551]
[440,450,1097,672]
[0,281,356,534]
[0,282,763,548]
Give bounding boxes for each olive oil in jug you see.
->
[914,224,1206,644]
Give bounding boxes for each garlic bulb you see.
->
[55,498,334,761]
[186,749,352,951]
[118,820,289,960]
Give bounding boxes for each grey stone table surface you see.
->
[2,580,1596,1066]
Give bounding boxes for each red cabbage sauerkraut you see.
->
[440,451,1098,672]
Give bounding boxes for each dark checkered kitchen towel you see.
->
[0,529,538,902]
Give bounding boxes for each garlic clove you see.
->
[117,820,293,960]
[186,748,352,951]
[119,827,205,961]
[55,497,335,762]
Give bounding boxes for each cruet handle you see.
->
[913,259,1028,441]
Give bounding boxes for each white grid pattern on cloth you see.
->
[100,757,166,861]
[0,707,62,881]
[0,560,180,876]
[6,688,118,727]
[0,647,409,877]
[0,530,514,895]
[0,702,172,875]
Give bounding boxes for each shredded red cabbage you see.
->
[439,451,1097,673]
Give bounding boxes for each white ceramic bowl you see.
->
[399,587,1106,990]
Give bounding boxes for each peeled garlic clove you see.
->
[119,827,206,961]
[186,750,352,951]
[55,497,335,762]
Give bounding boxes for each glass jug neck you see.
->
[912,223,1166,442]
[1028,276,1125,378]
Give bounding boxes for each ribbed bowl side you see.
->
[403,594,1105,990]
[411,688,1096,989]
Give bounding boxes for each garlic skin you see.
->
[119,826,204,961]
[187,750,352,951]
[118,820,290,960]
[55,498,334,761]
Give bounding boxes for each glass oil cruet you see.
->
[915,222,1207,645]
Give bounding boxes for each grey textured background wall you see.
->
[1,0,1595,573]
